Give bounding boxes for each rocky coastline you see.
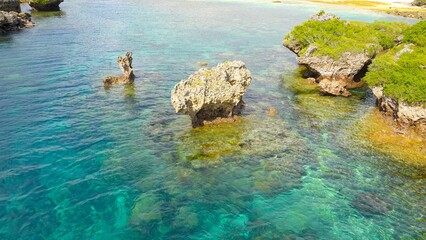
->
[284,12,425,131]
[372,87,426,132]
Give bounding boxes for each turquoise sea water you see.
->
[0,0,425,239]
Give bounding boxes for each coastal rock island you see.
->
[171,61,252,127]
[104,51,135,87]
[29,0,64,11]
[283,11,408,96]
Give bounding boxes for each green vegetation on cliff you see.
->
[284,17,409,59]
[364,21,426,105]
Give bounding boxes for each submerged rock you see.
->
[104,51,135,87]
[29,0,64,11]
[0,0,20,12]
[0,11,33,34]
[171,61,252,127]
[372,87,426,132]
[352,192,392,216]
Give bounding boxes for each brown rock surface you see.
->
[104,52,135,87]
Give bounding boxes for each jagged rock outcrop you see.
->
[0,0,20,12]
[283,12,380,96]
[171,61,252,127]
[298,51,370,96]
[0,11,33,34]
[104,51,135,87]
[29,0,64,11]
[372,87,426,132]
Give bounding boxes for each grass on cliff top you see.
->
[284,17,409,59]
[364,21,426,105]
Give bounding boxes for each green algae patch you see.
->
[364,21,426,106]
[355,109,426,167]
[175,114,306,169]
[283,17,409,59]
[176,118,246,168]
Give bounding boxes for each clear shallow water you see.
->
[0,0,425,239]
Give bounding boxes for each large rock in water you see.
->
[171,61,252,127]
[29,0,64,11]
[0,0,20,12]
[104,51,135,87]
[0,11,33,34]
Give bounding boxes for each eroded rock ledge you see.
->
[372,87,426,133]
[171,61,252,127]
[0,10,34,34]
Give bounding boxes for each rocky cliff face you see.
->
[29,0,64,11]
[104,52,135,87]
[0,0,20,12]
[0,11,33,34]
[171,61,252,127]
[372,87,426,132]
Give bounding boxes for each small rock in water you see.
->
[171,61,252,127]
[104,51,135,87]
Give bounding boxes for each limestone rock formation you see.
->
[0,11,33,34]
[0,0,20,12]
[171,61,252,127]
[104,51,135,87]
[309,11,339,22]
[372,87,426,131]
[285,36,370,97]
[283,12,378,96]
[29,0,64,11]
